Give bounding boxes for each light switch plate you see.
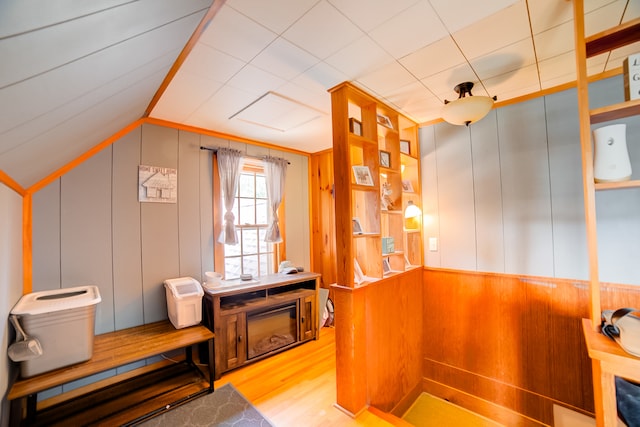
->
[429,237,438,252]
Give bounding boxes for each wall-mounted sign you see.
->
[138,165,177,203]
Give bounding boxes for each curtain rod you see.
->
[199,146,290,164]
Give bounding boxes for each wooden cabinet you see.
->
[573,2,640,425]
[328,82,421,287]
[203,272,320,379]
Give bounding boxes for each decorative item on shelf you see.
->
[380,181,394,210]
[400,140,411,155]
[442,82,496,126]
[382,257,391,274]
[352,217,364,234]
[623,53,640,101]
[379,150,391,168]
[593,124,632,183]
[377,113,393,129]
[349,117,362,136]
[354,258,365,284]
[352,165,374,186]
[382,237,395,255]
[401,179,414,193]
[405,200,422,230]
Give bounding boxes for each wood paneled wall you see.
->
[310,150,336,288]
[333,267,423,416]
[422,268,640,426]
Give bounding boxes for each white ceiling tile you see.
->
[584,0,629,36]
[283,1,363,59]
[483,63,541,100]
[226,64,287,97]
[470,38,535,80]
[328,0,421,32]
[369,1,448,59]
[399,37,465,80]
[292,61,348,93]
[276,81,332,113]
[181,43,245,83]
[452,1,530,60]
[325,35,395,79]
[528,0,574,34]
[187,84,256,128]
[429,0,521,33]
[624,0,640,22]
[151,71,221,123]
[226,0,317,34]
[537,51,576,85]
[533,21,574,61]
[199,5,276,62]
[356,61,418,95]
[607,41,640,70]
[251,38,320,81]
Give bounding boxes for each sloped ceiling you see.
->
[1,0,639,189]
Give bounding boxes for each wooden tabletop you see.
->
[9,320,213,400]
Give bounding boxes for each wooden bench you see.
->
[8,320,214,426]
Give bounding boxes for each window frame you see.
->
[212,154,286,278]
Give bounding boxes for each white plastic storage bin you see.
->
[164,277,204,329]
[10,285,101,378]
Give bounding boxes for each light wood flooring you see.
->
[213,326,399,426]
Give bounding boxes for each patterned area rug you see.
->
[139,383,273,427]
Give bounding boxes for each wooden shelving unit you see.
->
[573,3,640,426]
[328,82,421,287]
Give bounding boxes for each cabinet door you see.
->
[222,313,246,371]
[299,294,316,341]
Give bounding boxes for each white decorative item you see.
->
[593,124,632,183]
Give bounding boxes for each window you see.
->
[215,158,281,279]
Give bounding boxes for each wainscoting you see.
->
[422,268,640,426]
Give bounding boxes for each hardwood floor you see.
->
[213,326,398,426]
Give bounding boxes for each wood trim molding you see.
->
[0,170,25,196]
[22,194,32,294]
[143,0,227,117]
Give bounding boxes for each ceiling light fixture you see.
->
[442,82,497,126]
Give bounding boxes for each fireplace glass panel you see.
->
[247,303,297,359]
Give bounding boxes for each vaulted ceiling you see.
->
[1,0,638,189]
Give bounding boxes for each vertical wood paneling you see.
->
[545,88,589,280]
[177,130,202,279]
[469,110,505,273]
[366,268,422,412]
[60,148,114,334]
[310,150,336,287]
[498,98,554,277]
[32,180,61,291]
[140,124,179,323]
[434,124,477,270]
[112,127,143,330]
[419,126,440,267]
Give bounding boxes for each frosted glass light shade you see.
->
[442,95,494,126]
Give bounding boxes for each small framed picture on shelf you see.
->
[402,179,414,193]
[379,150,391,168]
[400,140,411,155]
[349,118,362,136]
[377,113,393,129]
[382,257,391,274]
[352,165,374,186]
[352,217,364,234]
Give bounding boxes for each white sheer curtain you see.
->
[217,148,244,245]
[263,156,288,243]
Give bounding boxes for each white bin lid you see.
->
[164,277,203,299]
[11,285,102,316]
